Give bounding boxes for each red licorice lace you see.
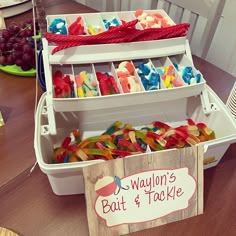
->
[44,19,190,54]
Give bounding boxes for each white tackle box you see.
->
[34,10,236,195]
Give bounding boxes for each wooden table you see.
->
[0,1,236,236]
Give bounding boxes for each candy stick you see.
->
[75,75,84,97]
[164,65,174,75]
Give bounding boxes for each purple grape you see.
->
[25,29,33,37]
[22,53,32,63]
[0,19,41,70]
[0,55,6,65]
[6,55,14,65]
[0,38,6,43]
[13,43,21,50]
[2,30,11,40]
[15,59,23,67]
[23,44,32,52]
[13,25,20,34]
[0,43,6,51]
[6,42,13,51]
[21,63,32,71]
[15,51,23,58]
[8,37,16,44]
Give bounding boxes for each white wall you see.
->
[206,0,236,76]
[74,0,236,77]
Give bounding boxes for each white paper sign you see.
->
[94,167,196,227]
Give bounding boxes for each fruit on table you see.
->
[0,19,41,71]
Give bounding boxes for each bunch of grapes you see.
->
[0,19,40,71]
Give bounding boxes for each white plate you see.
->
[0,0,29,8]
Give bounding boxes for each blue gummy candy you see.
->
[148,72,160,86]
[182,67,191,77]
[195,73,202,83]
[183,74,191,84]
[140,75,148,90]
[173,63,179,71]
[104,22,110,29]
[59,26,67,35]
[49,19,67,34]
[148,85,158,90]
[111,18,120,26]
[186,66,192,73]
[138,63,150,75]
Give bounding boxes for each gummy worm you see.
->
[78,135,112,148]
[117,139,136,152]
[146,131,167,147]
[135,131,164,151]
[82,148,113,160]
[128,131,145,152]
[102,121,122,135]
